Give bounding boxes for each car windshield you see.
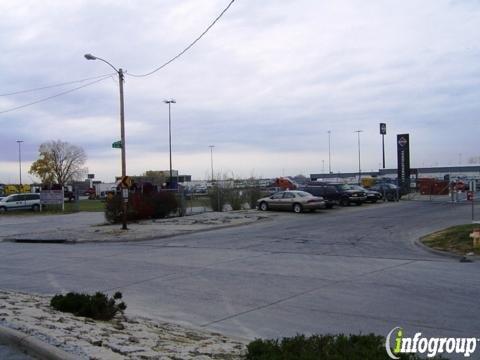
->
[339,184,352,190]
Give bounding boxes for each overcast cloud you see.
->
[1,0,479,183]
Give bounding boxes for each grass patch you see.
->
[64,199,105,212]
[420,224,480,255]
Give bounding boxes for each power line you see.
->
[0,73,115,97]
[0,75,113,115]
[127,0,236,78]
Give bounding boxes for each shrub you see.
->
[246,334,447,360]
[208,185,227,212]
[244,186,263,209]
[105,191,178,223]
[225,188,245,210]
[50,292,127,321]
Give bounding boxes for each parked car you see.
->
[0,193,41,212]
[369,183,401,201]
[301,184,340,208]
[349,184,382,203]
[257,190,325,213]
[304,182,367,206]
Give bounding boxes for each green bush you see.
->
[246,334,447,360]
[105,191,178,223]
[50,292,126,321]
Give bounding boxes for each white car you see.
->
[0,193,41,212]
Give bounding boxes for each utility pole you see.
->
[164,99,176,188]
[85,53,128,230]
[16,140,24,188]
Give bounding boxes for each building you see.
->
[310,165,480,183]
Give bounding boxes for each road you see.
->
[1,201,479,342]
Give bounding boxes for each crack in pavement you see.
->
[200,260,417,327]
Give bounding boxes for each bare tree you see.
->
[29,140,87,186]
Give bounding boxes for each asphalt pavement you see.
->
[1,200,479,343]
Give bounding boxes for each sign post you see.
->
[468,180,476,221]
[396,134,411,195]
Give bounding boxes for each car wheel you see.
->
[325,204,334,209]
[293,203,303,213]
[0,206,6,213]
[32,204,40,212]
[340,198,349,206]
[387,194,394,201]
[371,199,377,203]
[259,202,268,211]
[356,201,363,206]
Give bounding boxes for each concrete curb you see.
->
[414,237,479,261]
[0,325,79,360]
[1,215,274,245]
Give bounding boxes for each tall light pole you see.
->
[209,145,215,181]
[85,53,128,230]
[164,99,176,189]
[354,130,363,182]
[327,130,332,174]
[379,123,386,168]
[16,140,24,189]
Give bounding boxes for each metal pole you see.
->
[118,68,128,230]
[168,102,172,189]
[355,130,363,182]
[209,145,215,181]
[327,130,332,173]
[16,140,23,187]
[382,134,385,168]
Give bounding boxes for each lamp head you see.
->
[84,53,97,60]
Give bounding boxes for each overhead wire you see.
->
[0,73,116,97]
[127,0,236,78]
[0,0,236,114]
[0,75,113,115]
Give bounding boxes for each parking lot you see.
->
[1,200,479,342]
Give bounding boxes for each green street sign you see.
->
[112,140,122,149]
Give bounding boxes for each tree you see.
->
[29,140,87,186]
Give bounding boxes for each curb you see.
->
[414,237,478,261]
[0,325,79,360]
[1,215,274,245]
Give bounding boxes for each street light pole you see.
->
[16,140,23,189]
[354,130,363,183]
[164,99,176,189]
[327,130,332,174]
[84,53,128,230]
[209,145,215,181]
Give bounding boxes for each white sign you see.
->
[40,190,64,205]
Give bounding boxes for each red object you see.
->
[467,191,474,201]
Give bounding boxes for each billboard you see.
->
[397,134,410,193]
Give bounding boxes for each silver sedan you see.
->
[257,190,326,213]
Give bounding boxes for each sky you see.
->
[1,0,479,183]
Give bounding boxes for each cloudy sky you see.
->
[1,0,479,183]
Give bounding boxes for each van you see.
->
[0,193,41,212]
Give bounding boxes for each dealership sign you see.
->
[397,134,410,193]
[40,190,64,205]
